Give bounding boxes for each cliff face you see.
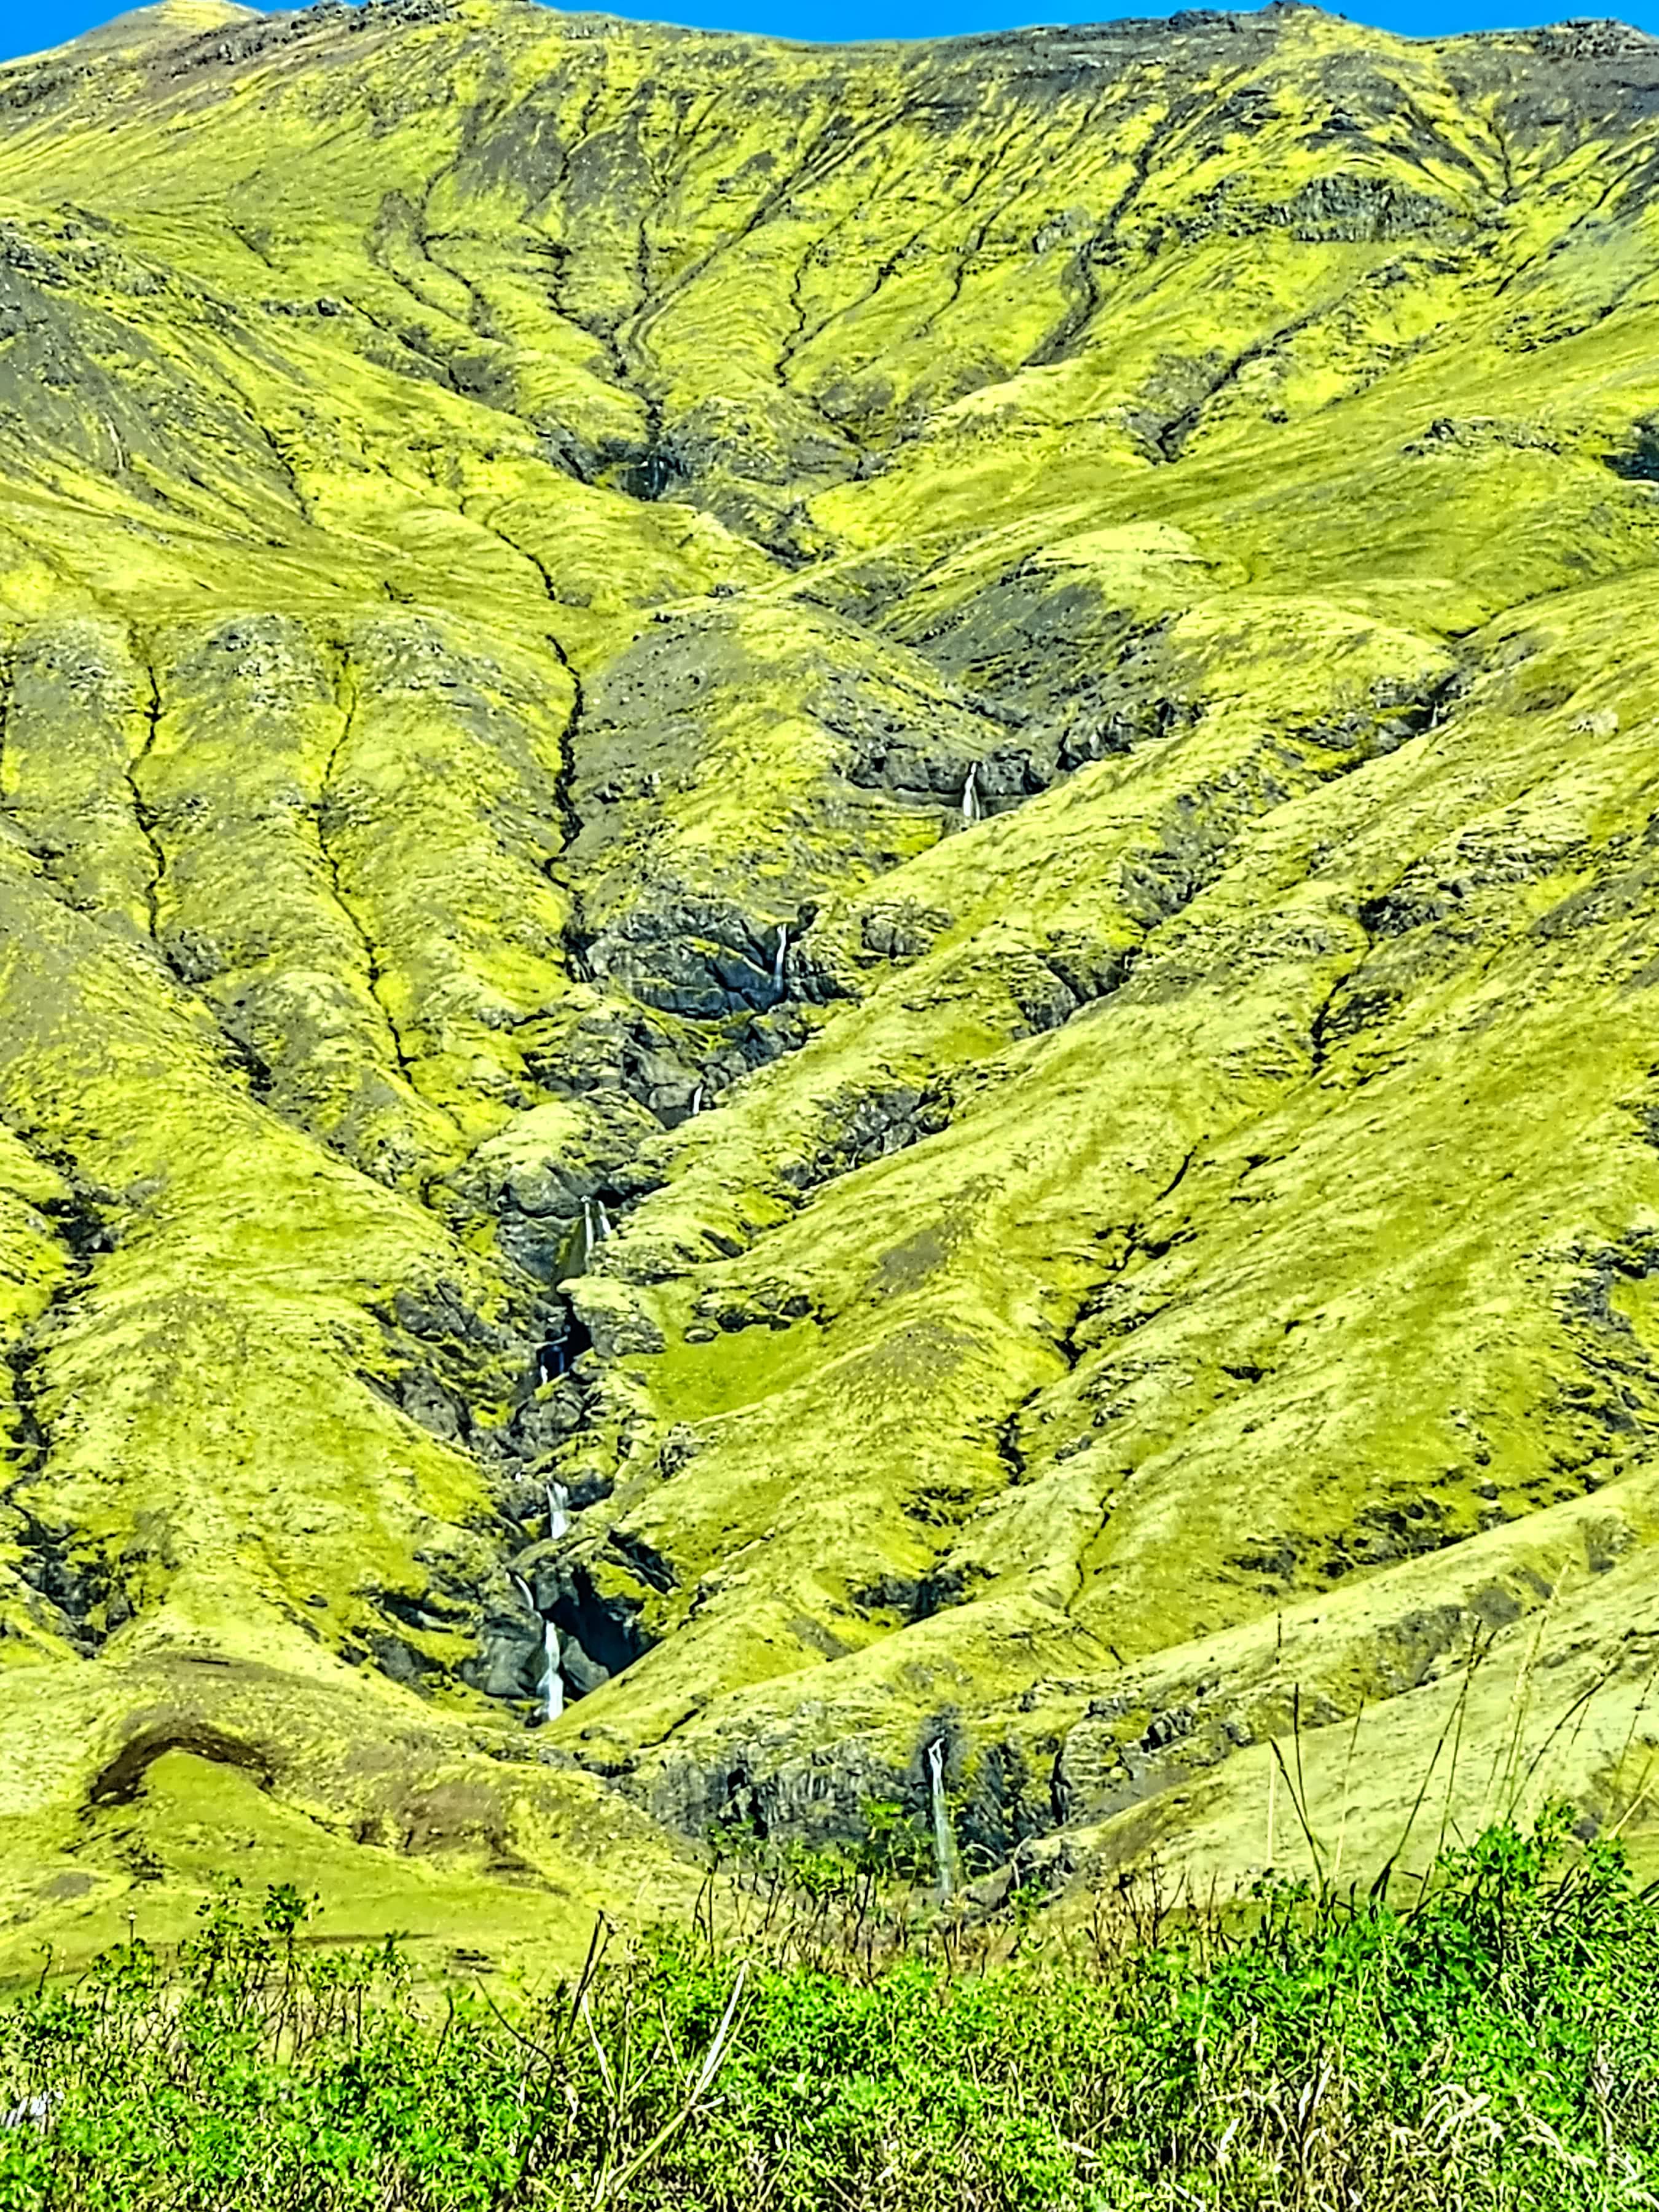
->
[3,0,1659,1968]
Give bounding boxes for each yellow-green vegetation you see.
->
[1,0,1659,1976]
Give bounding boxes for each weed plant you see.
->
[3,1799,1658,2211]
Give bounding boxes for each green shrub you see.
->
[3,1812,1658,2209]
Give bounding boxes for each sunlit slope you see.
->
[2,0,1659,1966]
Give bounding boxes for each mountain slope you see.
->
[2,0,1659,1970]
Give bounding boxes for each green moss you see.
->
[0,0,1658,1956]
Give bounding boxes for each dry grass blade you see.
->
[592,1959,751,2208]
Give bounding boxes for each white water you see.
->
[543,1618,564,1722]
[689,1084,704,1117]
[508,1572,535,1613]
[961,764,979,824]
[772,923,788,993]
[927,1739,955,1900]
[581,1198,595,1269]
[595,1198,612,1240]
[546,1480,570,1542]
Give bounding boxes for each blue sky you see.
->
[1,0,1652,64]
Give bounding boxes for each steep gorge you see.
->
[2,0,1659,1971]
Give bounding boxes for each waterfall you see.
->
[689,1084,704,1117]
[927,1739,955,1900]
[772,923,788,994]
[546,1480,570,1542]
[543,1618,564,1722]
[536,1341,564,1385]
[961,764,979,824]
[579,1195,612,1266]
[508,1572,535,1613]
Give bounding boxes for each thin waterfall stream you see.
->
[579,1195,613,1270]
[509,1564,567,1724]
[542,1618,564,1720]
[927,1738,955,1900]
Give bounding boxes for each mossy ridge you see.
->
[594,566,1659,1808]
[1,0,1658,1963]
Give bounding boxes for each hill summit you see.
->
[2,0,1659,1971]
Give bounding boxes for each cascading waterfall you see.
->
[546,1480,570,1541]
[689,1084,704,1116]
[510,1566,565,1723]
[772,922,789,995]
[542,1617,564,1722]
[580,1194,613,1268]
[961,764,980,824]
[927,1739,956,1900]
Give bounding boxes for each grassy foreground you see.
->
[2,1808,1657,2211]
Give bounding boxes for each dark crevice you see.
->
[251,420,310,523]
[959,1142,1206,1619]
[125,645,167,944]
[318,647,458,1131]
[0,649,12,829]
[852,1563,982,1623]
[1153,304,1327,463]
[540,632,591,992]
[1021,71,1247,371]
[991,1405,1026,1485]
[1307,970,1345,1075]
[1065,1496,1118,1622]
[774,1077,954,1199]
[1056,1143,1202,1371]
[468,503,559,606]
[607,1528,677,1594]
[0,1132,122,1649]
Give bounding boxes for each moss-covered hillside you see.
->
[3,0,1659,1974]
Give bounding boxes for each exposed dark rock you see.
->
[852,1566,978,1622]
[518,1547,658,1692]
[461,1604,547,1702]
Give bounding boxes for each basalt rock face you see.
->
[3,0,1659,1969]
